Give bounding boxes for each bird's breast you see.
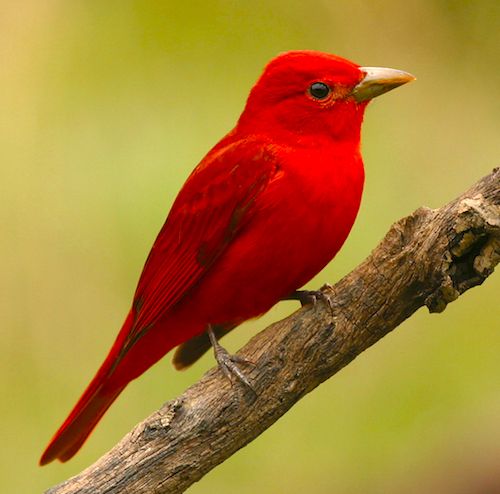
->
[189,144,365,325]
[265,145,365,279]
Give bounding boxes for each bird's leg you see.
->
[207,324,256,396]
[283,284,334,312]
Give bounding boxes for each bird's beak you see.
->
[351,67,416,102]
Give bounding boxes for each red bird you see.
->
[40,51,414,465]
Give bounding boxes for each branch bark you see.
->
[46,168,500,494]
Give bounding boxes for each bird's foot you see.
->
[284,284,335,313]
[207,325,256,397]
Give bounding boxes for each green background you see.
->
[1,1,499,492]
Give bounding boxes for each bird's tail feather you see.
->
[39,310,135,465]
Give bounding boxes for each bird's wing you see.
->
[122,139,281,354]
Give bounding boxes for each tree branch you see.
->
[46,169,500,494]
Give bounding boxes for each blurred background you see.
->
[1,1,499,492]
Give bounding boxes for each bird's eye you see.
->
[309,82,331,100]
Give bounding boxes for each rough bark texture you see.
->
[46,168,500,494]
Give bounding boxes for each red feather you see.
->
[132,138,280,332]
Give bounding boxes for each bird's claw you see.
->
[287,284,335,314]
[215,348,256,395]
[207,325,257,398]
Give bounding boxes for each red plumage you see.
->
[40,51,413,465]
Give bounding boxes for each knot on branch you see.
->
[140,398,185,441]
[425,192,500,313]
[382,206,436,257]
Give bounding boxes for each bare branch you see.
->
[46,168,500,494]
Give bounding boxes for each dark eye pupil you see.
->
[310,82,330,99]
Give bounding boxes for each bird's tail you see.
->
[39,310,135,465]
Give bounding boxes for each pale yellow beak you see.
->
[351,66,416,102]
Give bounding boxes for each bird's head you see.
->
[238,51,415,144]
